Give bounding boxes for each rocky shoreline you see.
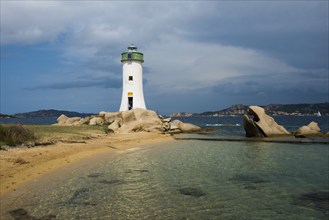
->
[53,106,328,138]
[243,106,329,138]
[55,108,202,134]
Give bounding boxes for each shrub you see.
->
[102,125,114,134]
[0,124,36,146]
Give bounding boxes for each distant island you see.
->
[0,114,15,118]
[170,102,329,117]
[1,103,328,119]
[0,109,95,118]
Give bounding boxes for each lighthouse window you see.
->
[128,53,132,59]
[128,76,133,81]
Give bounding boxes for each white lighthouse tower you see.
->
[119,44,146,111]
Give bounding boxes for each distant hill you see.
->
[13,109,95,118]
[198,103,329,116]
[199,104,248,116]
[171,102,329,117]
[0,113,14,118]
[263,103,329,115]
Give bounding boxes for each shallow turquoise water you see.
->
[3,139,328,220]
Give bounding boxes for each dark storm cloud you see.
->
[212,69,328,99]
[83,46,123,73]
[182,1,328,69]
[1,1,328,114]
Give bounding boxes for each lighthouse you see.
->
[119,44,146,111]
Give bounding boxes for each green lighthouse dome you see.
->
[121,44,144,63]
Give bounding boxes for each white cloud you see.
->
[1,1,69,44]
[0,1,179,45]
[143,39,299,92]
[1,1,327,114]
[1,1,301,92]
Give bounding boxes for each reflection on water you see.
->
[2,140,328,220]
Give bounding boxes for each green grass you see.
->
[26,125,106,142]
[0,124,107,147]
[0,124,36,146]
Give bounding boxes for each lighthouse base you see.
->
[119,94,146,112]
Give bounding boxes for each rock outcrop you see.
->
[89,116,105,126]
[177,120,202,132]
[100,112,121,124]
[243,106,290,137]
[54,108,202,134]
[294,122,322,137]
[57,114,69,125]
[162,119,202,133]
[56,114,87,126]
[66,117,82,126]
[117,108,164,133]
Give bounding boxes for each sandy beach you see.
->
[0,132,173,197]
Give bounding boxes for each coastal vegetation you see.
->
[0,124,106,147]
[28,125,106,142]
[0,124,36,146]
[0,113,14,118]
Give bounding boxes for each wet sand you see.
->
[0,132,173,197]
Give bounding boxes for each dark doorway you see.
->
[128,97,133,110]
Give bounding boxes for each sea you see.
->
[1,116,328,220]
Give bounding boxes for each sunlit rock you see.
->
[169,119,201,133]
[178,122,202,133]
[243,106,290,137]
[119,108,164,133]
[294,121,322,137]
[78,116,91,125]
[108,118,123,132]
[56,114,69,125]
[65,117,81,126]
[89,116,105,126]
[55,108,201,134]
[102,112,122,124]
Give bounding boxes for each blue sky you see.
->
[1,1,328,115]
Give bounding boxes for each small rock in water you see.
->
[8,208,56,220]
[300,191,329,202]
[68,188,89,202]
[87,173,103,178]
[133,169,149,173]
[295,191,329,215]
[37,214,57,220]
[99,179,124,185]
[230,174,269,184]
[243,185,257,190]
[67,188,96,206]
[8,208,29,219]
[179,187,206,197]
